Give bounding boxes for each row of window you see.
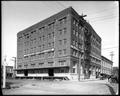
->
[90,57,101,64]
[58,49,67,55]
[17,68,68,74]
[59,28,67,35]
[18,16,67,40]
[24,42,54,54]
[101,69,111,75]
[17,60,67,69]
[72,40,83,49]
[101,61,112,69]
[71,48,79,57]
[73,28,83,39]
[58,60,66,66]
[73,18,83,29]
[58,39,67,45]
[92,35,101,44]
[91,38,101,49]
[91,45,101,56]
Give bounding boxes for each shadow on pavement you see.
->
[105,84,116,95]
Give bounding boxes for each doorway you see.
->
[48,69,54,76]
[24,70,28,76]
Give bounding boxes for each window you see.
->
[48,22,54,29]
[59,40,62,45]
[63,28,67,34]
[59,17,67,24]
[63,49,66,54]
[72,68,75,73]
[18,36,22,39]
[24,64,28,67]
[52,51,54,56]
[48,43,51,47]
[60,68,65,73]
[18,65,22,68]
[58,50,62,55]
[59,30,62,35]
[73,20,76,25]
[42,44,45,49]
[73,29,76,35]
[48,33,51,39]
[39,27,45,32]
[38,45,41,50]
[52,42,54,47]
[39,63,44,65]
[31,64,35,67]
[76,22,78,26]
[64,39,67,44]
[59,60,66,66]
[48,62,53,66]
[62,17,67,23]
[31,30,36,34]
[48,52,51,57]
[76,31,78,37]
[39,37,41,41]
[43,35,45,40]
[73,40,75,46]
[52,32,54,37]
[75,41,78,47]
[79,25,82,30]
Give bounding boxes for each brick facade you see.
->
[16,7,102,80]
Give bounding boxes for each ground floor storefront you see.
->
[16,65,101,80]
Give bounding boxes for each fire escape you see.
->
[84,28,92,79]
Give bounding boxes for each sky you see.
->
[2,1,119,67]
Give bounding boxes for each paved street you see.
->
[2,78,118,95]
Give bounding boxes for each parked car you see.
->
[108,75,119,83]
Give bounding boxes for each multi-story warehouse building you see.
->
[16,7,101,80]
[101,56,113,76]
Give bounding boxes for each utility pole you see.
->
[2,56,7,88]
[110,51,114,61]
[110,51,114,75]
[11,57,16,78]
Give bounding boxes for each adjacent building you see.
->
[101,56,113,76]
[16,7,101,80]
[1,65,13,78]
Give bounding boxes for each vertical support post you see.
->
[2,58,6,88]
[12,57,16,78]
[78,54,81,81]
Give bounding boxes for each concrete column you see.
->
[2,62,6,88]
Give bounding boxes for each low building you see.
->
[101,56,113,76]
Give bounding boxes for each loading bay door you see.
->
[48,69,54,76]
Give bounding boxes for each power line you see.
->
[89,15,118,23]
[88,13,118,20]
[102,46,118,50]
[56,1,66,8]
[87,6,117,16]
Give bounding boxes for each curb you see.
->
[105,84,116,95]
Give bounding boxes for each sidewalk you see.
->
[2,78,118,95]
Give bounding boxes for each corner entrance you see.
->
[48,69,54,76]
[24,70,28,76]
